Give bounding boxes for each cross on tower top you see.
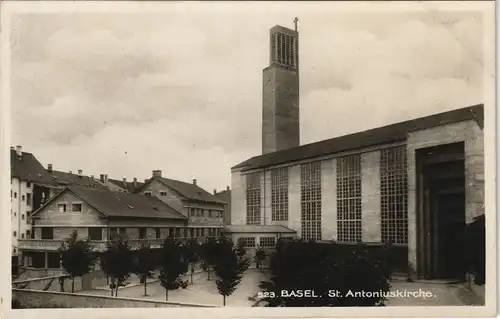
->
[294,17,299,31]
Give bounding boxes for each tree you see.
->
[59,230,96,293]
[101,236,134,297]
[259,239,392,307]
[213,237,251,306]
[254,246,267,272]
[200,237,218,280]
[158,237,189,301]
[133,244,157,296]
[184,239,201,284]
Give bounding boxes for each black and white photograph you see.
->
[1,1,496,317]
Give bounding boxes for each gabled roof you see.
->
[107,178,144,193]
[32,186,187,220]
[50,170,109,190]
[222,225,296,234]
[10,150,58,186]
[233,104,484,171]
[143,177,227,205]
[214,189,231,203]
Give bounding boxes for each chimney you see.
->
[144,179,148,183]
[192,178,197,185]
[47,164,53,173]
[100,174,105,182]
[152,170,162,178]
[213,189,217,195]
[104,174,108,181]
[122,177,127,184]
[91,175,94,179]
[78,169,82,177]
[226,185,230,191]
[69,171,73,174]
[133,178,138,188]
[16,145,22,157]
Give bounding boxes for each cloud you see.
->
[9,5,488,191]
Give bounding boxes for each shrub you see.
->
[259,239,392,307]
[465,214,485,285]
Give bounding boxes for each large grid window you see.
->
[271,168,289,221]
[239,237,256,248]
[380,146,408,245]
[246,173,261,225]
[300,162,322,241]
[337,155,362,243]
[260,236,277,248]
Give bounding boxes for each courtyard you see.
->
[82,269,471,307]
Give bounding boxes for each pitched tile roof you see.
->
[233,104,484,171]
[10,150,58,186]
[151,177,227,205]
[34,186,187,220]
[107,178,144,193]
[222,225,296,234]
[50,170,109,190]
[214,189,231,204]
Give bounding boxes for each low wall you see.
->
[12,289,215,308]
[15,268,65,281]
[13,275,83,292]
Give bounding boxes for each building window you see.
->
[199,209,204,217]
[109,228,118,239]
[239,237,256,248]
[380,146,408,245]
[41,227,53,239]
[27,230,31,238]
[260,236,276,247]
[144,192,152,196]
[300,162,322,241]
[160,191,167,196]
[21,233,25,239]
[13,231,17,237]
[138,228,146,239]
[14,192,17,198]
[26,182,32,188]
[337,154,362,243]
[72,204,82,212]
[26,193,32,206]
[119,228,127,237]
[21,214,25,220]
[155,228,161,239]
[58,204,67,213]
[89,228,103,241]
[246,173,261,225]
[22,195,25,201]
[271,167,289,221]
[208,210,213,218]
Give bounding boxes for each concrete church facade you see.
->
[229,23,485,280]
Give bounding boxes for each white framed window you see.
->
[239,237,256,248]
[337,154,362,243]
[380,146,408,245]
[271,167,289,221]
[300,162,322,241]
[58,204,67,213]
[246,173,261,225]
[159,191,167,196]
[259,236,276,247]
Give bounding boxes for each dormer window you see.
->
[144,192,152,197]
[160,191,167,196]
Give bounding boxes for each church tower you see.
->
[262,19,300,154]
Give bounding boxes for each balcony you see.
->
[18,237,217,252]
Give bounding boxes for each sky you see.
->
[8,2,489,193]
